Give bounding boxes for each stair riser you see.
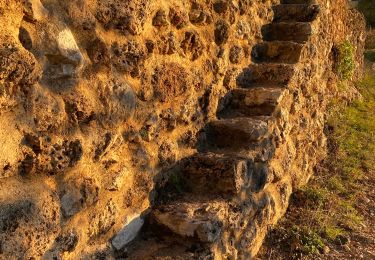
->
[273,5,320,23]
[204,119,269,150]
[252,42,303,64]
[181,154,251,195]
[262,23,312,43]
[237,64,294,87]
[218,88,283,117]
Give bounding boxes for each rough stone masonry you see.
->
[0,0,365,259]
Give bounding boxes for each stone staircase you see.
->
[127,1,321,259]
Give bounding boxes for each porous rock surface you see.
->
[0,0,365,259]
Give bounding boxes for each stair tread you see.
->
[202,139,275,162]
[239,82,288,89]
[255,40,304,48]
[126,237,196,260]
[277,3,319,7]
[229,87,284,101]
[281,0,317,4]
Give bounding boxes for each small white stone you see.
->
[57,29,84,66]
[112,214,144,250]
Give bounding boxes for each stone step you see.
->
[204,117,270,151]
[273,4,320,23]
[262,22,312,43]
[150,200,228,243]
[281,0,317,4]
[218,87,284,118]
[252,41,304,64]
[237,64,295,88]
[178,153,253,195]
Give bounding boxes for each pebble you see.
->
[112,215,144,250]
[323,245,330,254]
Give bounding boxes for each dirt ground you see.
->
[257,171,375,260]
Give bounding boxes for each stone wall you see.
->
[0,0,365,259]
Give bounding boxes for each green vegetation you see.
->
[269,74,375,258]
[358,0,375,27]
[337,41,355,80]
[291,226,325,255]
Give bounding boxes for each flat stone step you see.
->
[178,153,253,195]
[218,87,284,117]
[204,117,269,151]
[237,64,295,88]
[151,200,228,243]
[281,0,317,4]
[273,4,320,23]
[262,22,312,43]
[252,41,304,64]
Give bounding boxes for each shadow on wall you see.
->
[357,0,375,27]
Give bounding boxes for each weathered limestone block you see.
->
[178,153,249,194]
[152,201,226,243]
[0,39,41,87]
[273,4,320,22]
[88,199,118,239]
[205,117,270,149]
[97,78,136,126]
[60,177,99,217]
[0,180,60,259]
[252,41,304,64]
[262,22,313,43]
[237,64,295,87]
[30,85,66,131]
[23,0,49,22]
[218,87,284,117]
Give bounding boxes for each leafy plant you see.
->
[290,226,325,255]
[337,40,355,80]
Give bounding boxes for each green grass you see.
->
[291,226,325,255]
[337,41,355,80]
[269,73,375,257]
